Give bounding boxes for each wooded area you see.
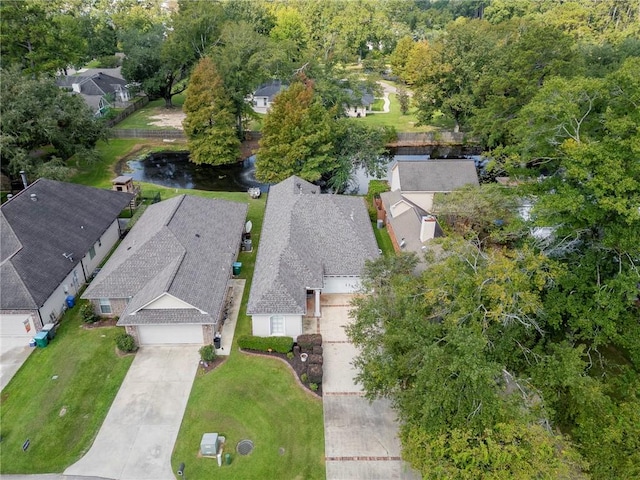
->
[1,1,639,477]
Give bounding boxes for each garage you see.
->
[137,324,204,345]
[0,313,37,338]
[322,276,362,294]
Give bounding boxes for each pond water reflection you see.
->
[117,147,482,195]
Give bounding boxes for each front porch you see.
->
[303,293,355,336]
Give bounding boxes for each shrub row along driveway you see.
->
[320,294,420,479]
[64,346,199,480]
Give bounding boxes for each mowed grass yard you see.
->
[0,306,134,473]
[8,138,326,476]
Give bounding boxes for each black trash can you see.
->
[213,335,221,349]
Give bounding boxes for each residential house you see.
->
[380,160,479,255]
[344,88,375,118]
[56,68,131,117]
[247,176,379,339]
[0,179,133,339]
[82,195,247,345]
[250,80,287,114]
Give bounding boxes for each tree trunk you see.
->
[164,95,174,108]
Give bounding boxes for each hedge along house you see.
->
[247,176,379,339]
[82,195,247,345]
[1,179,133,338]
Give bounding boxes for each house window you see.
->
[270,315,285,336]
[263,98,267,106]
[99,298,112,314]
[89,246,96,259]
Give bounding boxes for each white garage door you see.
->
[323,276,361,294]
[0,314,36,337]
[137,324,204,345]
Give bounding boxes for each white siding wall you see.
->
[40,267,83,323]
[390,166,401,191]
[143,294,195,310]
[251,314,303,339]
[403,192,434,212]
[81,220,121,278]
[0,313,37,336]
[323,276,362,294]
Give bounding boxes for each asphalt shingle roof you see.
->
[393,160,479,192]
[83,195,247,326]
[247,176,379,315]
[254,81,287,100]
[1,179,133,309]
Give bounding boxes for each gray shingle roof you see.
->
[83,195,247,326]
[393,160,479,192]
[247,176,379,315]
[254,80,287,99]
[1,179,133,310]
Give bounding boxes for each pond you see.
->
[116,146,483,195]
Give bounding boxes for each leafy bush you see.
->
[301,373,309,383]
[80,303,99,323]
[286,351,294,360]
[237,335,293,353]
[116,333,137,353]
[297,334,322,351]
[199,344,216,362]
[309,383,319,392]
[95,55,121,68]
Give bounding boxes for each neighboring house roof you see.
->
[344,88,375,107]
[83,195,247,326]
[248,176,379,316]
[1,179,133,310]
[253,80,287,100]
[56,72,128,97]
[392,160,479,192]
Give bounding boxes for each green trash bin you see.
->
[225,453,231,465]
[34,331,48,348]
[232,262,242,275]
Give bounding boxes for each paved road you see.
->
[319,295,420,480]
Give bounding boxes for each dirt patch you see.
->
[147,110,186,129]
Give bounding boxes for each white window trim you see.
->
[99,298,112,314]
[270,315,285,336]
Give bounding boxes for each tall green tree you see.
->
[182,57,240,166]
[255,78,336,183]
[0,67,106,177]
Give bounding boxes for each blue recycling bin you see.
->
[65,295,75,308]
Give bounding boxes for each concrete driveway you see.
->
[319,294,420,480]
[1,336,35,391]
[64,346,199,480]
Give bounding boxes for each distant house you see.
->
[0,179,133,339]
[380,160,479,255]
[250,80,287,114]
[247,176,379,339]
[82,195,247,345]
[56,68,131,117]
[343,88,375,117]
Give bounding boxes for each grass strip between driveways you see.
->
[0,306,134,473]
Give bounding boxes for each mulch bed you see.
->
[198,356,227,374]
[82,318,119,329]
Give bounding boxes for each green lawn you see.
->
[374,223,395,255]
[0,304,134,473]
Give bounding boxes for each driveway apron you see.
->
[64,346,199,480]
[320,294,420,480]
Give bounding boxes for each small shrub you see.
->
[301,373,309,383]
[309,383,318,392]
[116,333,137,353]
[199,344,216,362]
[286,351,294,360]
[237,335,293,353]
[297,334,322,351]
[80,303,99,323]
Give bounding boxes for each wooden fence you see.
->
[105,96,150,127]
[110,129,186,139]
